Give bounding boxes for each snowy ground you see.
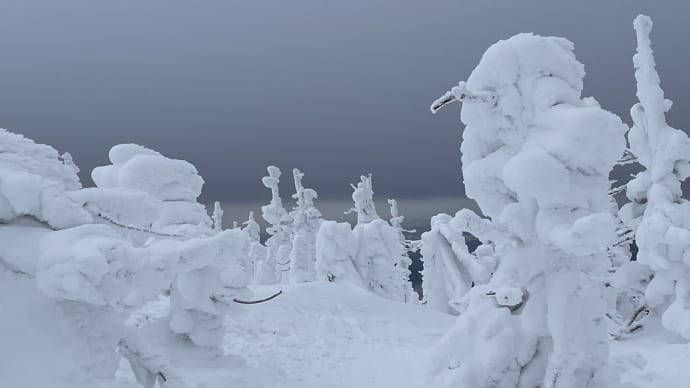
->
[226,282,453,388]
[3,256,690,388]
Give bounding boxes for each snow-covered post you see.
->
[288,168,322,283]
[618,15,690,339]
[212,201,224,233]
[256,166,290,285]
[429,33,627,387]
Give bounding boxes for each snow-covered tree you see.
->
[387,199,416,302]
[288,168,321,283]
[347,174,378,223]
[344,175,415,302]
[256,166,291,284]
[0,129,92,229]
[35,223,254,387]
[420,210,497,314]
[315,220,361,285]
[618,15,690,339]
[243,211,265,280]
[89,144,212,237]
[430,32,627,387]
[212,201,224,233]
[167,230,253,354]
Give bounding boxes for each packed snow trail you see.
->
[226,282,454,388]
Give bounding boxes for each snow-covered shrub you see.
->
[618,15,690,340]
[288,168,321,283]
[0,129,92,228]
[430,32,627,387]
[256,166,291,284]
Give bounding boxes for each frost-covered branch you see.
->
[430,81,497,113]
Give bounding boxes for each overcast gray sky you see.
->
[0,1,687,207]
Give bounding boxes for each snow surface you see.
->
[3,267,688,388]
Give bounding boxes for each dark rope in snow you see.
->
[232,290,282,305]
[92,210,186,238]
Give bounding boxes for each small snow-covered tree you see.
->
[430,32,627,387]
[347,174,378,223]
[618,15,690,339]
[243,211,265,280]
[420,210,497,314]
[89,144,212,237]
[288,168,322,283]
[344,175,415,302]
[387,199,416,302]
[212,201,224,233]
[0,129,91,228]
[166,230,253,353]
[256,166,291,284]
[315,220,362,285]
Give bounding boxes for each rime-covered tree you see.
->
[243,211,265,280]
[212,201,224,233]
[315,220,361,285]
[288,168,321,283]
[420,210,497,314]
[387,199,416,302]
[430,32,627,387]
[344,175,415,302]
[256,166,291,284]
[89,144,212,238]
[347,174,378,223]
[618,15,690,339]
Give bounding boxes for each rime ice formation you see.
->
[429,32,627,387]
